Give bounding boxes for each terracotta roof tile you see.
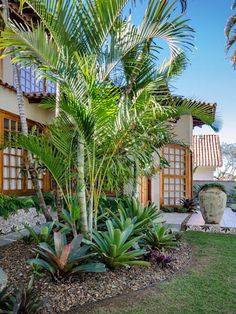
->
[192,135,222,167]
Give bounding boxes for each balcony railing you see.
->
[14,65,56,95]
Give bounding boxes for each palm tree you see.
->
[1,0,52,221]
[225,1,236,67]
[0,0,214,235]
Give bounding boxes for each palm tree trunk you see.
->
[54,82,64,215]
[77,137,88,235]
[13,62,52,221]
[132,159,139,198]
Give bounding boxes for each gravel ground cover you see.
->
[0,240,192,313]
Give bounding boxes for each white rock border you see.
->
[186,224,236,234]
[0,207,46,234]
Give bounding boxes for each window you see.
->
[14,65,56,94]
[0,110,50,195]
[161,144,192,207]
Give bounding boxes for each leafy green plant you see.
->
[0,194,35,219]
[0,278,43,314]
[144,223,178,250]
[104,196,160,235]
[59,201,81,237]
[28,231,106,280]
[85,220,150,268]
[0,287,14,313]
[178,198,197,212]
[31,192,56,210]
[21,222,55,245]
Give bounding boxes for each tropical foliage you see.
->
[104,196,161,234]
[0,278,43,314]
[22,222,55,245]
[144,223,178,250]
[85,220,150,267]
[28,232,106,280]
[0,0,216,236]
[225,1,236,67]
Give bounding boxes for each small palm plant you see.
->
[85,220,150,268]
[145,223,177,250]
[28,232,106,281]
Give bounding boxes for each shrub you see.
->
[28,231,106,280]
[161,206,188,213]
[144,223,178,250]
[0,194,35,219]
[85,220,150,268]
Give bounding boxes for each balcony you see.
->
[13,65,56,98]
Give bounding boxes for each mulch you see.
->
[0,240,192,313]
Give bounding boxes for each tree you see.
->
[0,0,215,235]
[216,143,236,180]
[225,1,236,67]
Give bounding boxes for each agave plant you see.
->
[28,232,106,280]
[144,223,178,250]
[105,196,160,235]
[85,220,150,267]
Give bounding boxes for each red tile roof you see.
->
[192,135,222,167]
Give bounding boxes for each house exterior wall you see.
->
[193,166,216,181]
[0,85,54,124]
[139,115,194,209]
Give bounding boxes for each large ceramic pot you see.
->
[199,186,227,224]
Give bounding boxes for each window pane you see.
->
[4,119,9,129]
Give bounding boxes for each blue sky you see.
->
[130,0,236,143]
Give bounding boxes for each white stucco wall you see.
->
[193,166,216,181]
[2,56,14,85]
[173,115,193,146]
[0,86,54,124]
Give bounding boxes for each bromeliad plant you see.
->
[144,223,178,250]
[178,197,198,212]
[28,231,106,281]
[85,220,150,268]
[22,222,55,245]
[0,277,43,314]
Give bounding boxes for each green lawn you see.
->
[87,232,236,314]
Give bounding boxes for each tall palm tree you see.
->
[225,1,236,67]
[1,0,51,221]
[0,0,214,234]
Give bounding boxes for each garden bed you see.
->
[0,240,192,313]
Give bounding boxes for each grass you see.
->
[86,232,236,314]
